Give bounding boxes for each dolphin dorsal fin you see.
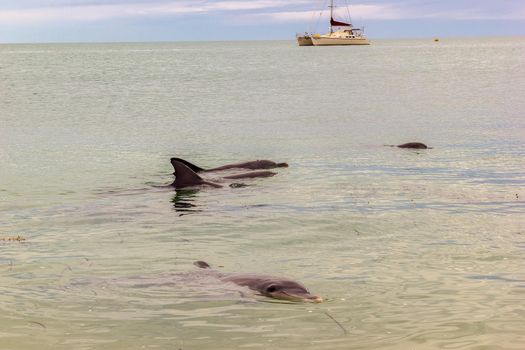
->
[170,158,205,172]
[171,160,204,187]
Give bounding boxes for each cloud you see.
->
[208,1,311,11]
[248,4,404,23]
[0,0,312,23]
[418,8,525,21]
[0,2,198,23]
[1,0,524,24]
[385,0,525,21]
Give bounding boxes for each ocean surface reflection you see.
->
[171,189,201,215]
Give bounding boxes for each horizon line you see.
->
[2,34,524,45]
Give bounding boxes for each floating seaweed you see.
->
[0,235,26,242]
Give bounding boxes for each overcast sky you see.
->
[1,0,524,42]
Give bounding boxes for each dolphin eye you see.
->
[266,285,280,293]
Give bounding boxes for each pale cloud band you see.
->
[1,0,524,24]
[0,1,308,23]
[251,5,405,23]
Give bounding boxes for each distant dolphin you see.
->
[75,261,323,303]
[194,261,323,303]
[385,142,432,149]
[397,142,430,149]
[171,158,288,173]
[171,159,276,188]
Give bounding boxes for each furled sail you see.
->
[330,17,350,27]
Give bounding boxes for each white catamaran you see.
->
[296,0,370,46]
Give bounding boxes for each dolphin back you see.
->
[194,261,211,269]
[397,142,429,149]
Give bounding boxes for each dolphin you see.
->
[171,159,277,188]
[171,158,288,173]
[73,261,323,304]
[384,142,431,149]
[194,261,323,303]
[395,142,431,149]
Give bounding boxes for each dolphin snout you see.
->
[274,291,323,303]
[307,295,323,303]
[299,294,323,303]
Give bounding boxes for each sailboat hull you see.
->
[297,36,313,46]
[311,37,370,46]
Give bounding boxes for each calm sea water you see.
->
[1,38,524,350]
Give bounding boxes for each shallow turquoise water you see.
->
[1,38,524,349]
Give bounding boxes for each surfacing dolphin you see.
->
[73,261,322,303]
[194,261,323,303]
[171,157,288,173]
[385,142,432,149]
[397,142,431,149]
[171,158,279,188]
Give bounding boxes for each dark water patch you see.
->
[469,178,525,185]
[425,240,472,246]
[466,274,525,283]
[401,201,525,215]
[93,187,158,197]
[183,200,525,215]
[347,164,525,185]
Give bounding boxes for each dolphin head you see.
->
[221,274,322,303]
[260,279,323,303]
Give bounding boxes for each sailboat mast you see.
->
[329,0,333,33]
